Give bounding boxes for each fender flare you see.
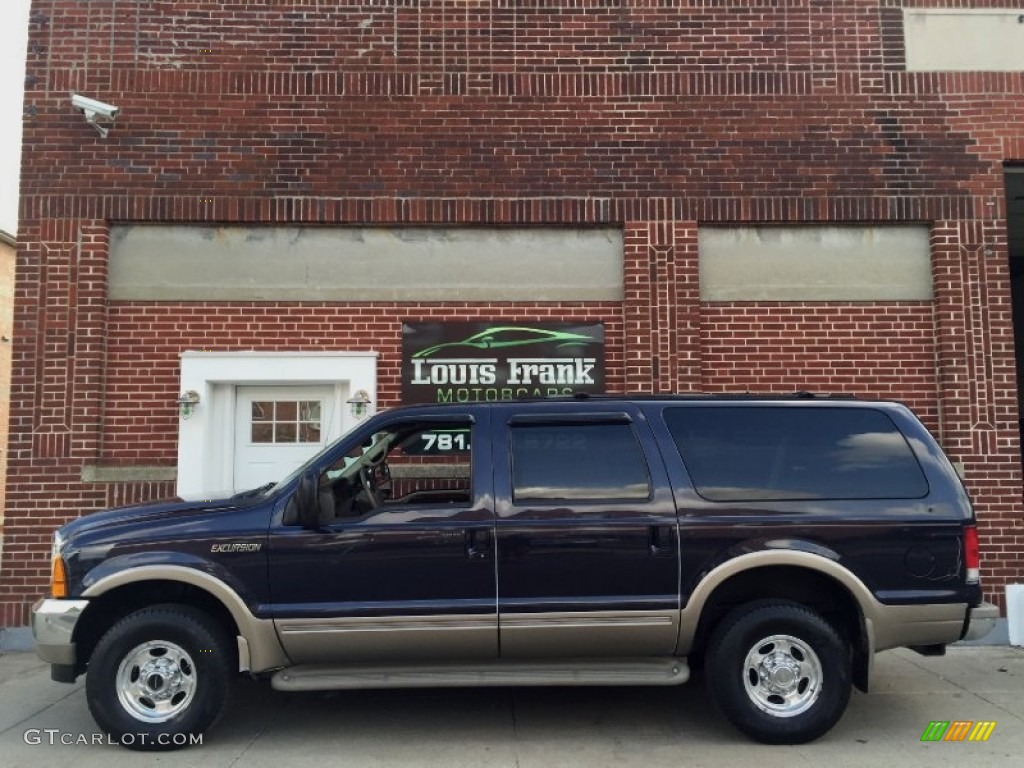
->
[82,564,289,672]
[676,549,880,655]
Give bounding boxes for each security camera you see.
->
[71,93,119,137]
[72,94,119,120]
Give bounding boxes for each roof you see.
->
[0,230,15,248]
[394,392,882,412]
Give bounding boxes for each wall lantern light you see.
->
[176,390,201,420]
[347,389,372,419]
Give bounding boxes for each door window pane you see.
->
[251,422,274,443]
[299,423,321,443]
[510,423,651,502]
[319,419,474,520]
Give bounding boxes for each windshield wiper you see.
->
[230,482,276,500]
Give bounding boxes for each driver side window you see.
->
[318,419,474,522]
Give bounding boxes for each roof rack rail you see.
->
[500,391,863,404]
[792,390,858,400]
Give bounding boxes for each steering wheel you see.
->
[377,460,392,500]
[359,465,381,509]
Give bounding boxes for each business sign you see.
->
[402,322,605,405]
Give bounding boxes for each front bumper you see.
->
[31,598,89,665]
[962,601,999,642]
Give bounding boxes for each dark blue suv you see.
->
[32,395,997,749]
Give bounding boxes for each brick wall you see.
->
[700,303,939,424]
[2,0,1023,623]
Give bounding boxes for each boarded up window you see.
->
[903,10,1024,72]
[109,226,623,302]
[698,226,932,302]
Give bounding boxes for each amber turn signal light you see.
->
[51,556,68,599]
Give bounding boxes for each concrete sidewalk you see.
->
[0,646,1021,768]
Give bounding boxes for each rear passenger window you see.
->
[510,423,651,502]
[664,407,928,501]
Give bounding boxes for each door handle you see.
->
[649,525,676,556]
[465,528,492,560]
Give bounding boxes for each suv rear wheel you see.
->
[85,604,233,750]
[705,601,851,744]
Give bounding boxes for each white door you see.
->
[233,385,337,492]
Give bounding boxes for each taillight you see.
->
[964,525,980,585]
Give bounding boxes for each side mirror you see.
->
[295,471,319,528]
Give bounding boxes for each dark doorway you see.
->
[1005,167,1024,442]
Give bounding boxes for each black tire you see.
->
[85,604,234,751]
[705,601,851,745]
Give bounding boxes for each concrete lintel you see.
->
[81,465,178,483]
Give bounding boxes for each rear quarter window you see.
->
[663,406,929,501]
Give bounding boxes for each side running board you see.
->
[271,657,690,691]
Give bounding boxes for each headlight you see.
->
[50,531,68,599]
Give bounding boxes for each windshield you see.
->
[263,424,363,495]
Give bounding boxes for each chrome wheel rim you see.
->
[115,640,197,723]
[742,634,822,717]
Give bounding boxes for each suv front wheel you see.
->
[85,604,233,750]
[705,601,851,744]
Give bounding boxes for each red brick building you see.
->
[3,1,1024,627]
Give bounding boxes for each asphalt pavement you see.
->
[0,645,1022,767]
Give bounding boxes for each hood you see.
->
[58,496,242,540]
